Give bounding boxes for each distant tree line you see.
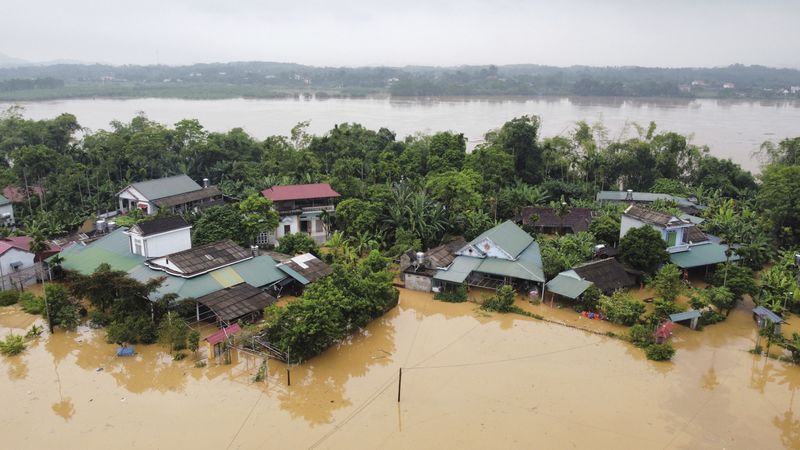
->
[1,62,799,100]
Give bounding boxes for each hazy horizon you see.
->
[2,0,799,69]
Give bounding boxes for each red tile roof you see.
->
[261,183,340,202]
[3,185,44,203]
[0,236,62,257]
[204,323,241,345]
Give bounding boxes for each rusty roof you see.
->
[518,207,595,233]
[147,239,251,277]
[197,284,275,323]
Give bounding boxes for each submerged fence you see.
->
[0,263,46,292]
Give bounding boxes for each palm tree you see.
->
[549,195,570,235]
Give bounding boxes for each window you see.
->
[300,220,309,233]
[283,224,291,234]
[666,231,678,247]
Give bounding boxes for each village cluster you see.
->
[0,172,792,364]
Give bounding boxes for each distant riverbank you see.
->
[4,96,800,172]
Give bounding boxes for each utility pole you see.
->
[286,348,291,386]
[397,368,402,402]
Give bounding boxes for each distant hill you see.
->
[0,61,799,101]
[0,52,30,68]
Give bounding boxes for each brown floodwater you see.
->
[1,288,799,449]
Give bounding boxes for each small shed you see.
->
[669,310,701,330]
[752,306,784,335]
[655,321,675,344]
[545,271,593,300]
[205,323,241,360]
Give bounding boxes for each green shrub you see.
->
[600,291,646,326]
[194,360,207,368]
[481,285,517,313]
[0,334,25,356]
[581,285,602,312]
[19,292,45,314]
[0,290,20,306]
[700,310,726,326]
[173,352,187,361]
[89,310,111,327]
[106,315,158,344]
[629,324,654,348]
[645,343,676,361]
[434,285,468,303]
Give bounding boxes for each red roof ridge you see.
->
[261,183,341,202]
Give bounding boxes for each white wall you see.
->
[130,228,192,258]
[0,248,35,273]
[0,203,14,226]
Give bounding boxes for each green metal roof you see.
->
[277,264,311,285]
[126,174,202,201]
[475,242,545,283]
[0,194,10,206]
[471,220,534,258]
[434,256,482,283]
[59,228,145,274]
[545,272,593,299]
[58,229,288,301]
[669,242,740,269]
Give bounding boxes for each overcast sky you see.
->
[2,0,799,68]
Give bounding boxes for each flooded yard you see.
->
[1,288,799,449]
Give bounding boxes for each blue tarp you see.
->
[117,346,135,357]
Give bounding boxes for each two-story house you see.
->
[117,174,224,216]
[260,183,340,245]
[620,205,738,271]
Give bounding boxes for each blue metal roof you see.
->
[669,310,701,322]
[752,306,784,323]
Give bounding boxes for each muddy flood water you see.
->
[2,288,799,449]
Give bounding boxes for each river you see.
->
[3,96,800,172]
[1,287,798,449]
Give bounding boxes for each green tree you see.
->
[758,164,800,247]
[650,264,683,302]
[191,204,249,246]
[619,226,669,275]
[589,214,620,246]
[239,193,279,246]
[276,233,318,256]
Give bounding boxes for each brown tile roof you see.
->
[282,254,333,283]
[153,186,223,208]
[196,283,276,323]
[572,258,635,293]
[426,237,467,268]
[148,239,251,277]
[624,205,689,228]
[518,207,595,233]
[686,225,709,243]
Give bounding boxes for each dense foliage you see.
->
[619,226,670,275]
[600,291,646,326]
[261,251,398,362]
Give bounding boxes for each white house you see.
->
[620,204,739,270]
[259,183,340,245]
[117,174,224,216]
[125,216,192,258]
[0,195,13,226]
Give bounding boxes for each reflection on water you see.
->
[4,96,800,172]
[0,288,799,448]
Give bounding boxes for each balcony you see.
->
[277,204,335,216]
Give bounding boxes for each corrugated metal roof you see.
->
[127,174,202,201]
[596,191,700,208]
[669,310,701,322]
[545,273,593,299]
[434,256,482,283]
[476,242,545,282]
[0,194,9,205]
[277,264,310,285]
[471,220,534,258]
[669,242,740,268]
[753,306,785,323]
[205,323,242,345]
[261,183,340,202]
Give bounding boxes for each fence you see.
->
[0,263,46,292]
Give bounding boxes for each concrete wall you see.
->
[130,228,192,258]
[274,215,329,245]
[0,247,35,273]
[405,274,433,292]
